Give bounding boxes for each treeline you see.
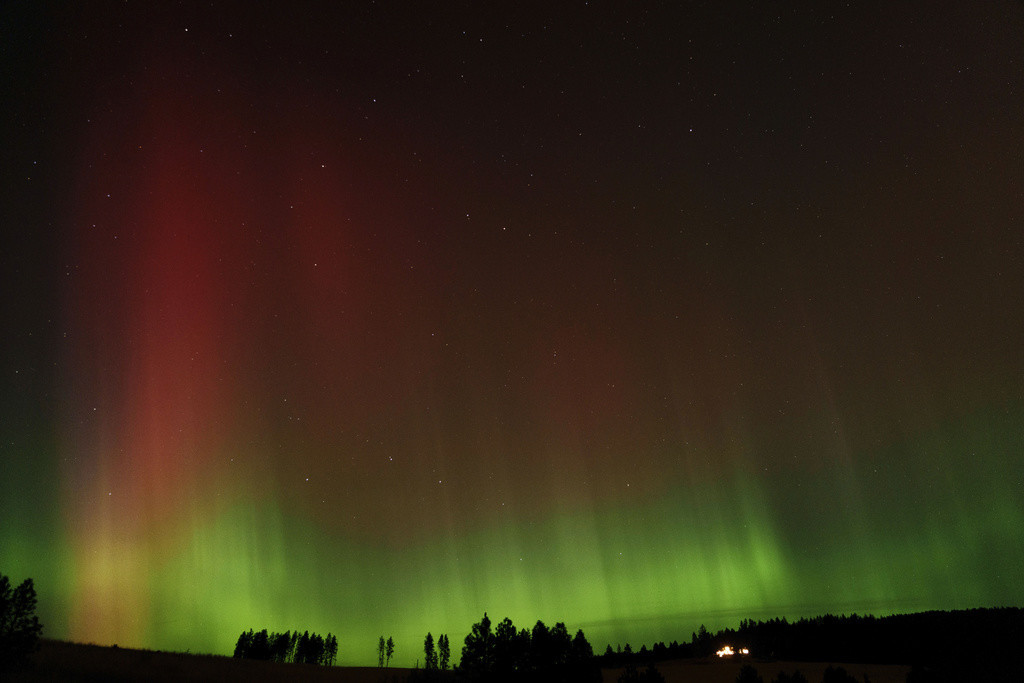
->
[421,632,451,670]
[730,608,1024,664]
[598,622,712,667]
[233,628,338,666]
[0,573,43,673]
[439,612,601,682]
[599,607,1024,676]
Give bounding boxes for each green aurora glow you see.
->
[2,0,1023,668]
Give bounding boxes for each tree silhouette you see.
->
[0,574,42,672]
[438,633,451,670]
[386,636,395,667]
[572,629,594,662]
[316,633,325,664]
[454,614,599,682]
[530,620,552,671]
[250,629,271,660]
[693,624,713,657]
[378,635,386,668]
[550,622,572,667]
[325,634,338,666]
[493,616,521,676]
[270,630,292,662]
[461,612,494,676]
[424,632,438,670]
[564,629,602,683]
[309,632,324,665]
[232,627,333,666]
[295,631,310,663]
[233,630,254,659]
[509,607,1024,675]
[567,629,601,682]
[528,620,577,675]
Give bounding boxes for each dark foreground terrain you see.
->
[6,640,917,683]
[6,639,417,682]
[602,659,910,683]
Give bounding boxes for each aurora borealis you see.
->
[2,0,1023,668]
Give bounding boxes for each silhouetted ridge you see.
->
[598,607,1024,673]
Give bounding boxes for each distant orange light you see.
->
[716,646,735,657]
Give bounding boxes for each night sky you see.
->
[2,1,1023,667]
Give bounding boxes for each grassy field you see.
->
[7,640,914,682]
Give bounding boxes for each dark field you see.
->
[602,659,910,683]
[6,639,416,682]
[6,640,915,683]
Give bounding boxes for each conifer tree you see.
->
[424,631,438,670]
[438,633,451,670]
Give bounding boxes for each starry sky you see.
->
[2,0,1023,667]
